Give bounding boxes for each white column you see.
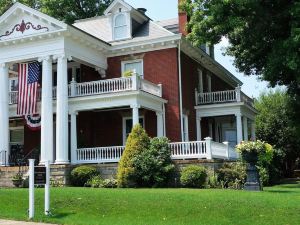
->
[39,56,53,164]
[196,116,202,141]
[156,111,164,137]
[55,55,69,164]
[204,137,212,159]
[131,104,140,126]
[236,112,243,144]
[70,112,78,164]
[243,116,248,141]
[235,85,241,102]
[251,121,256,140]
[0,63,9,166]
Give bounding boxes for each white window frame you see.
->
[113,13,128,41]
[121,59,144,78]
[9,126,24,146]
[9,77,18,92]
[122,116,145,145]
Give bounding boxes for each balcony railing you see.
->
[195,86,254,107]
[9,75,162,105]
[75,139,239,164]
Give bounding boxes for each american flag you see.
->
[17,62,40,115]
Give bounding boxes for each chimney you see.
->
[178,0,188,36]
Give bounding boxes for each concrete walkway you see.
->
[0,220,56,225]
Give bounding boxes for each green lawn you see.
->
[0,181,299,225]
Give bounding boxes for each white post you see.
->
[44,160,50,216]
[29,159,35,219]
[251,121,256,140]
[235,85,241,102]
[156,111,164,137]
[243,116,248,141]
[39,56,54,164]
[196,116,202,141]
[55,55,69,164]
[131,70,139,90]
[204,137,212,160]
[223,141,230,159]
[195,88,199,105]
[0,63,9,166]
[70,78,77,97]
[70,112,78,164]
[131,104,140,126]
[236,112,243,144]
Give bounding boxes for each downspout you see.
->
[178,41,184,141]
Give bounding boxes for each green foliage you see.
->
[86,175,103,188]
[180,165,207,188]
[0,0,112,24]
[101,178,117,188]
[70,165,99,187]
[132,137,175,187]
[217,162,246,189]
[207,175,220,188]
[180,1,300,90]
[255,90,300,178]
[117,124,150,187]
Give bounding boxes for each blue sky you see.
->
[126,0,270,98]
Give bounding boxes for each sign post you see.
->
[28,159,35,219]
[45,160,50,215]
[28,159,51,219]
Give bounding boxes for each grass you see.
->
[0,181,299,225]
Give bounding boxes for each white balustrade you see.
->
[75,77,133,96]
[76,146,125,163]
[140,79,163,97]
[198,90,237,104]
[74,139,239,164]
[169,141,207,159]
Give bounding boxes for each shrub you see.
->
[86,175,103,188]
[70,165,99,187]
[132,137,175,187]
[117,124,150,187]
[217,162,246,189]
[180,165,207,188]
[207,175,220,188]
[102,179,118,188]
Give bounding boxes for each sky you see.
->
[126,0,271,98]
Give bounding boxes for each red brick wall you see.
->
[107,48,181,141]
[181,53,236,141]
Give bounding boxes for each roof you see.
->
[73,17,174,45]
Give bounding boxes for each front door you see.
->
[224,130,237,148]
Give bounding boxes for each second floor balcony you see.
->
[195,86,254,108]
[9,75,163,105]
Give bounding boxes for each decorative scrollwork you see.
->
[0,20,49,39]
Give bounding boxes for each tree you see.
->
[180,1,300,135]
[255,90,300,177]
[0,0,112,24]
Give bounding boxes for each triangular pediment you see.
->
[0,3,67,41]
[104,0,133,15]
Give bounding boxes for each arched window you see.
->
[114,14,127,40]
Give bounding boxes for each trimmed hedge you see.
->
[180,165,207,188]
[70,165,99,187]
[117,124,150,187]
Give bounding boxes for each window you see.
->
[122,60,143,78]
[114,13,127,40]
[9,78,18,92]
[10,128,24,144]
[123,117,144,145]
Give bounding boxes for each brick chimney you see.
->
[178,0,188,36]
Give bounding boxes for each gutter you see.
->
[178,41,184,141]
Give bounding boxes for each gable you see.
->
[0,3,66,41]
[104,0,132,15]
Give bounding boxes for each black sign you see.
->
[34,166,46,185]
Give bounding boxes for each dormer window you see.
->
[114,13,128,40]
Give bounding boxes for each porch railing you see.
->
[169,141,207,159]
[75,139,239,164]
[8,75,162,105]
[195,86,254,107]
